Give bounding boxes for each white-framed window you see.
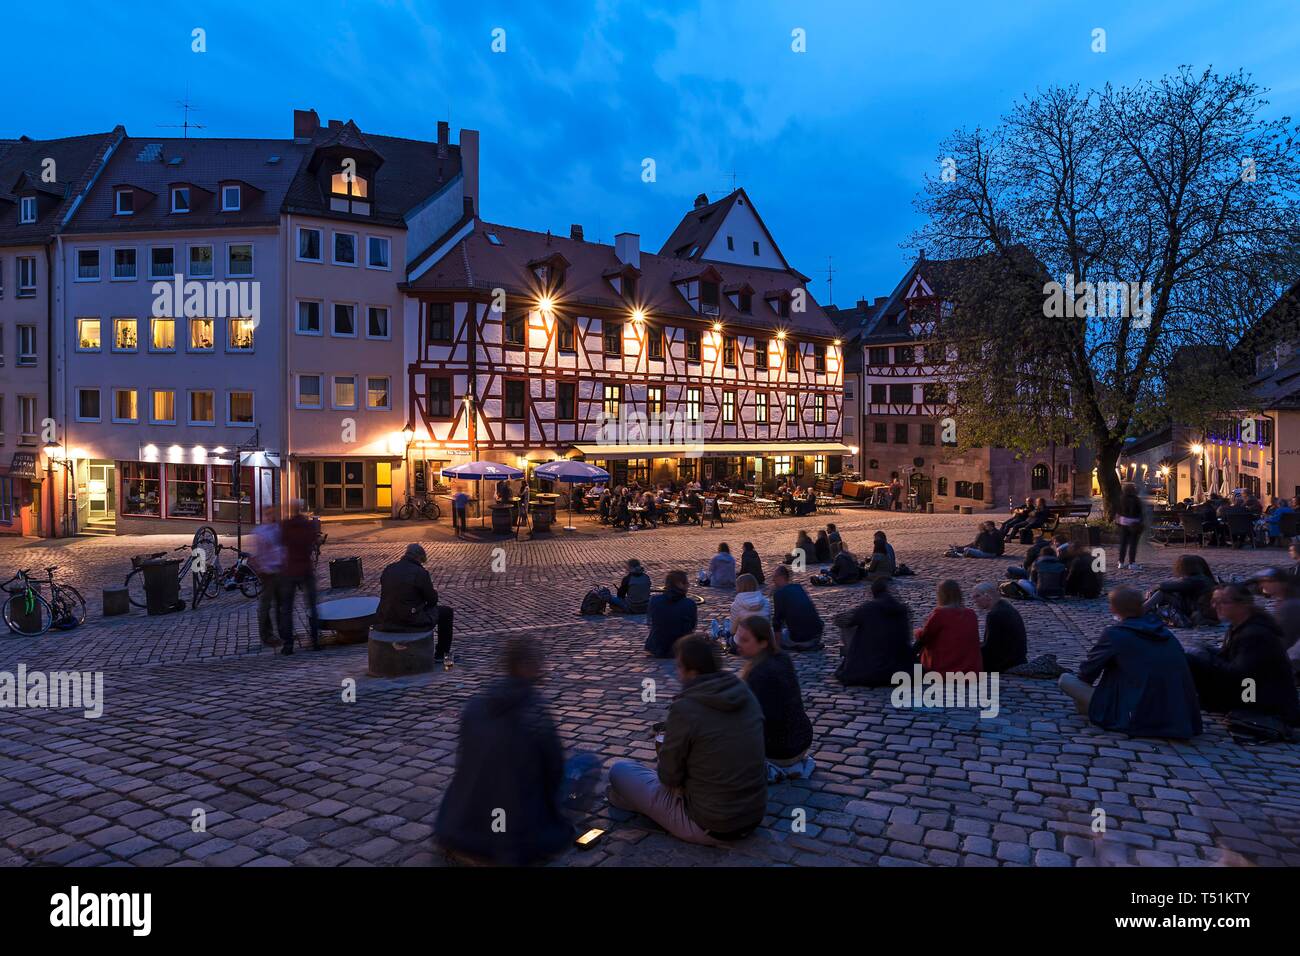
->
[17,395,37,442]
[332,231,358,266]
[226,243,253,277]
[366,306,390,339]
[755,392,768,423]
[188,245,214,277]
[112,388,139,423]
[686,387,701,422]
[19,197,36,224]
[149,246,175,279]
[112,247,137,280]
[297,227,322,262]
[296,300,322,335]
[115,189,134,216]
[113,317,138,352]
[296,374,322,409]
[150,317,175,352]
[227,317,255,352]
[150,389,176,424]
[188,390,215,425]
[76,249,100,281]
[77,318,102,352]
[221,185,241,211]
[786,393,798,425]
[171,186,191,213]
[332,303,357,337]
[188,317,214,352]
[17,325,36,366]
[76,388,101,422]
[17,257,37,296]
[227,390,255,426]
[332,375,358,409]
[366,236,391,270]
[366,376,391,411]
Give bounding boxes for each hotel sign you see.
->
[9,452,38,479]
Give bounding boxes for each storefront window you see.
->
[212,465,254,523]
[167,464,207,519]
[121,462,161,516]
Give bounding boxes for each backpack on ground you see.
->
[579,589,608,616]
[1005,653,1066,679]
[1227,710,1295,743]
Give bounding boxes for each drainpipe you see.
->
[282,214,293,517]
[45,242,56,537]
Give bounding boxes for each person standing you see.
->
[1117,482,1144,570]
[250,504,284,647]
[452,487,470,537]
[277,500,321,655]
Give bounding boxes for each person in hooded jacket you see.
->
[1186,584,1300,724]
[1058,587,1202,738]
[599,558,652,613]
[608,635,767,845]
[834,577,914,686]
[646,570,697,658]
[435,638,582,864]
[739,542,765,587]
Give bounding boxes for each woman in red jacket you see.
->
[914,579,983,674]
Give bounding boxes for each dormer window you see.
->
[330,168,370,215]
[739,292,753,314]
[222,185,241,211]
[701,280,720,315]
[19,197,36,224]
[624,273,637,301]
[529,254,569,293]
[171,187,191,214]
[115,190,134,216]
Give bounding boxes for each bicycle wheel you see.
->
[421,499,441,521]
[191,571,211,610]
[125,568,147,608]
[51,585,87,629]
[236,565,262,598]
[397,503,414,520]
[3,592,53,636]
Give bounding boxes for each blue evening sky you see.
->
[11,0,1299,305]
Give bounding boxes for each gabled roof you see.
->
[0,128,123,246]
[657,187,793,272]
[407,220,840,338]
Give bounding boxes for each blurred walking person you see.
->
[251,504,284,647]
[277,499,321,655]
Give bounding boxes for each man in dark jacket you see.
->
[739,542,764,586]
[435,638,585,865]
[1187,585,1300,723]
[834,577,913,686]
[608,635,767,845]
[772,565,824,650]
[645,570,697,658]
[277,500,321,654]
[376,543,454,659]
[1064,549,1102,598]
[1027,548,1067,599]
[1058,587,1202,738]
[601,558,651,613]
[973,582,1027,671]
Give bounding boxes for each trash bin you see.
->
[532,503,555,533]
[102,586,130,617]
[142,558,182,615]
[329,556,363,589]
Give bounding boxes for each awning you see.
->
[572,442,852,461]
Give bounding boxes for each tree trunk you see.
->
[1095,440,1124,521]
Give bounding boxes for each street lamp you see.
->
[42,440,77,538]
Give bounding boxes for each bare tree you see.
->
[913,67,1300,517]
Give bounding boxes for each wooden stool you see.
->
[367,628,435,677]
[102,586,130,617]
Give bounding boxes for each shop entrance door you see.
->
[87,461,116,519]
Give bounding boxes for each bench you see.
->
[1041,502,1092,534]
[368,628,435,677]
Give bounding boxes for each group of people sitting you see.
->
[589,483,726,528]
[1169,492,1292,548]
[775,481,820,516]
[1001,532,1103,600]
[1000,497,1054,542]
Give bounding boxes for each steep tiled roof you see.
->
[408,221,840,339]
[0,129,122,246]
[658,190,741,259]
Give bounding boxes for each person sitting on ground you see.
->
[949,520,1004,558]
[729,574,771,637]
[1057,587,1203,738]
[913,579,983,675]
[1001,497,1035,539]
[834,577,914,687]
[784,530,816,567]
[1259,569,1300,673]
[1143,554,1216,626]
[597,558,652,614]
[737,616,816,781]
[646,570,697,659]
[703,542,736,589]
[827,524,844,559]
[864,530,896,577]
[829,548,862,584]
[376,543,454,660]
[814,530,832,563]
[972,582,1027,672]
[435,638,589,865]
[1185,585,1300,724]
[1063,544,1103,599]
[1012,546,1065,600]
[739,542,764,587]
[771,564,825,651]
[1013,532,1068,578]
[607,635,768,846]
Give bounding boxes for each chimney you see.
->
[437,121,449,159]
[327,119,342,130]
[293,108,320,141]
[615,232,640,268]
[459,129,479,217]
[570,224,584,242]
[694,193,709,209]
[856,298,869,310]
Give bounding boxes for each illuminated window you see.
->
[113,317,138,352]
[647,387,664,416]
[77,319,101,351]
[228,318,255,351]
[813,394,825,424]
[367,377,390,410]
[228,391,255,425]
[755,393,767,423]
[189,390,215,424]
[189,318,214,351]
[113,389,138,423]
[151,389,176,424]
[686,387,701,422]
[332,376,357,410]
[603,384,621,419]
[722,390,735,423]
[786,393,797,425]
[150,317,175,351]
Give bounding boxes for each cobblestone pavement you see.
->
[1,509,1297,867]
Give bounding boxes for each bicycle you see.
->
[3,567,87,636]
[397,493,441,521]
[192,540,261,610]
[124,525,217,609]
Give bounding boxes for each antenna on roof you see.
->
[825,256,836,306]
[159,94,205,139]
[723,168,741,192]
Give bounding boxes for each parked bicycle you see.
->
[124,525,218,609]
[192,540,261,609]
[397,493,441,521]
[3,567,87,637]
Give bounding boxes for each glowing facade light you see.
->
[712,320,723,332]
[1191,443,1204,456]
[538,295,555,314]
[776,330,787,340]
[630,308,646,323]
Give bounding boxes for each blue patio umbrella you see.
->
[534,460,611,530]
[441,461,525,527]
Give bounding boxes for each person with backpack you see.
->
[737,616,815,781]
[739,542,765,587]
[1143,554,1217,626]
[914,579,983,675]
[594,558,652,614]
[1058,587,1203,738]
[834,577,913,686]
[646,571,697,658]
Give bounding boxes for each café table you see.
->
[317,595,380,646]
